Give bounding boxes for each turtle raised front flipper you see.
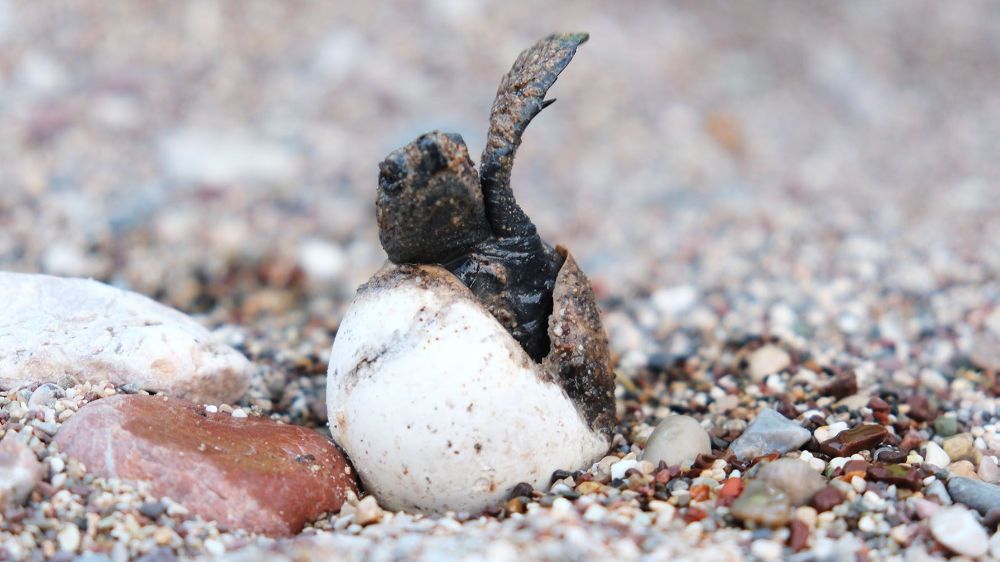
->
[479,32,589,238]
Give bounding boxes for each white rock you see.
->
[27,382,64,410]
[748,345,791,381]
[815,421,849,443]
[641,415,711,468]
[756,458,826,505]
[611,459,639,481]
[929,505,988,557]
[56,523,80,552]
[0,272,251,403]
[750,539,783,561]
[923,442,950,470]
[327,264,610,513]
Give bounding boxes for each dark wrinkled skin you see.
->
[376,33,588,361]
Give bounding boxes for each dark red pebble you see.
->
[810,486,845,512]
[819,424,889,456]
[867,396,891,412]
[842,460,870,475]
[683,507,708,523]
[907,395,935,422]
[788,519,810,551]
[821,372,858,400]
[874,447,906,463]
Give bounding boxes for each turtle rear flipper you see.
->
[480,33,588,239]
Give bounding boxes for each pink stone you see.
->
[55,395,358,536]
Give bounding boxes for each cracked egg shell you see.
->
[327,249,615,514]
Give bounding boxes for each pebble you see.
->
[947,477,1000,515]
[354,496,384,526]
[942,433,978,463]
[0,272,252,403]
[818,424,888,456]
[610,459,639,481]
[55,394,358,535]
[906,395,935,422]
[821,372,858,400]
[933,416,959,437]
[27,382,65,410]
[640,415,711,468]
[809,487,845,512]
[979,457,1000,483]
[929,505,988,557]
[728,409,811,461]
[755,458,826,505]
[814,422,848,443]
[748,345,791,381]
[925,480,952,504]
[922,442,951,469]
[948,460,978,479]
[971,335,1000,372]
[0,433,45,505]
[867,464,921,489]
[750,539,783,560]
[57,523,81,552]
[729,480,792,527]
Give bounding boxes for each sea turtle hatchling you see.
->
[327,33,615,514]
[375,32,590,362]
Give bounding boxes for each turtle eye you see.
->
[379,159,405,193]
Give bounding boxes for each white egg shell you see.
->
[327,262,610,514]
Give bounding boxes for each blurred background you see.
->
[1,1,998,359]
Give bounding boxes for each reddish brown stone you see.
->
[907,395,935,422]
[821,372,858,400]
[874,447,907,464]
[901,430,925,452]
[819,424,888,457]
[842,460,870,478]
[788,518,810,551]
[867,396,891,412]
[683,506,707,523]
[54,395,358,536]
[716,477,744,507]
[809,486,844,512]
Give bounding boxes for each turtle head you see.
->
[377,131,491,264]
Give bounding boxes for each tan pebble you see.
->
[948,460,979,479]
[153,527,173,545]
[943,433,979,463]
[355,496,383,526]
[850,475,866,493]
[891,524,911,546]
[795,506,818,528]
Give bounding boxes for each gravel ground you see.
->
[2,1,1000,560]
